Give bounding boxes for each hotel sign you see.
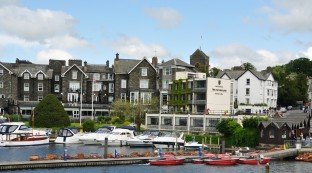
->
[212,80,227,95]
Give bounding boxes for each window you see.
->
[0,81,3,88]
[108,74,114,80]
[140,92,152,104]
[121,79,127,88]
[102,74,106,80]
[93,73,100,81]
[121,93,126,101]
[140,79,149,88]
[24,73,30,79]
[246,78,250,85]
[130,92,139,104]
[24,95,29,101]
[54,84,60,93]
[246,98,250,104]
[72,71,77,79]
[69,82,80,91]
[267,89,270,96]
[0,69,3,75]
[37,74,43,80]
[269,130,275,138]
[162,80,170,89]
[246,88,250,95]
[55,75,59,81]
[0,94,5,98]
[24,83,29,91]
[38,83,43,91]
[38,96,43,101]
[109,83,114,93]
[162,94,168,105]
[141,68,147,76]
[164,68,172,75]
[93,82,102,91]
[108,96,114,102]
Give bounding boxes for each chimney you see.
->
[84,61,87,66]
[152,56,158,66]
[106,60,109,67]
[115,53,119,60]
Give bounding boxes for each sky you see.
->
[0,0,312,70]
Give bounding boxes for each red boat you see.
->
[192,159,204,164]
[205,159,237,166]
[238,158,270,165]
[149,155,184,166]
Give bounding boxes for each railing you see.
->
[146,125,158,130]
[205,126,218,133]
[189,127,203,132]
[160,125,173,130]
[175,126,187,131]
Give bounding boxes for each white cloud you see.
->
[0,34,39,47]
[262,0,312,33]
[36,49,73,64]
[299,47,312,58]
[109,35,169,59]
[145,7,182,29]
[0,6,77,42]
[210,44,289,70]
[0,0,19,7]
[45,35,90,49]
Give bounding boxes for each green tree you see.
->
[30,94,70,128]
[286,57,312,76]
[242,62,256,71]
[82,119,95,132]
[216,119,241,138]
[209,67,221,77]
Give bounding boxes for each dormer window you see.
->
[24,73,30,79]
[38,74,43,80]
[93,73,100,81]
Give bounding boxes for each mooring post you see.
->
[221,140,225,154]
[64,148,68,161]
[265,163,270,173]
[104,137,108,159]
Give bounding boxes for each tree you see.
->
[216,119,241,138]
[242,62,256,71]
[83,119,95,132]
[285,57,312,76]
[209,67,221,77]
[30,94,70,128]
[111,98,159,131]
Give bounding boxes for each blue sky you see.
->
[0,0,312,70]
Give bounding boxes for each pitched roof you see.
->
[86,64,111,73]
[10,63,53,79]
[128,57,157,74]
[0,62,14,74]
[61,64,88,78]
[159,58,195,68]
[191,49,209,59]
[216,69,271,81]
[114,59,140,74]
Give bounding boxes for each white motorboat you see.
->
[0,122,50,147]
[79,127,113,145]
[152,132,184,149]
[54,128,84,144]
[127,131,160,147]
[184,141,208,150]
[97,128,135,146]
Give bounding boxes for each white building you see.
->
[217,70,278,114]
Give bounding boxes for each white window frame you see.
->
[24,95,29,101]
[55,75,60,81]
[140,92,152,104]
[0,94,5,98]
[69,81,80,92]
[38,83,43,92]
[37,74,44,80]
[54,84,60,93]
[93,82,102,91]
[130,92,139,104]
[93,73,100,81]
[121,79,127,89]
[109,83,114,93]
[0,81,3,88]
[24,83,29,92]
[24,73,30,79]
[121,93,126,101]
[164,68,172,75]
[140,79,149,89]
[0,69,3,75]
[141,68,147,76]
[38,96,43,101]
[72,71,77,79]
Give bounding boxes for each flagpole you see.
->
[80,76,82,126]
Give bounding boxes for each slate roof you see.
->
[191,49,209,59]
[159,58,195,68]
[2,63,53,79]
[114,59,140,74]
[216,69,271,81]
[86,64,111,73]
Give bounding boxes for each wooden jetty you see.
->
[0,156,199,171]
[263,148,312,159]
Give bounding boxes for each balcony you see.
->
[160,125,173,130]
[147,125,158,130]
[175,126,187,131]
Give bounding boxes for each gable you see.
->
[221,74,230,79]
[61,64,88,78]
[128,58,157,74]
[0,63,13,74]
[266,74,275,81]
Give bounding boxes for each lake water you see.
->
[0,144,311,173]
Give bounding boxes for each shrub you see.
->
[30,94,70,128]
[5,114,21,122]
[97,116,112,124]
[83,119,95,132]
[111,116,124,125]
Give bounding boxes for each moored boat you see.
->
[192,158,204,164]
[55,128,84,144]
[205,158,237,166]
[238,157,270,165]
[149,154,184,166]
[152,131,184,149]
[0,134,49,147]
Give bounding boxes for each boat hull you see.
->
[205,159,237,166]
[127,140,153,147]
[238,158,270,165]
[0,137,49,147]
[153,142,184,149]
[192,159,204,164]
[150,158,184,166]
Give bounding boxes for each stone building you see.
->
[190,49,209,75]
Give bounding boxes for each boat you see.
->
[238,157,270,165]
[79,127,113,145]
[97,128,135,146]
[192,159,205,164]
[0,122,50,147]
[205,158,237,166]
[184,141,208,150]
[149,154,184,166]
[127,131,159,147]
[54,128,84,144]
[152,131,184,149]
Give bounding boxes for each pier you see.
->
[0,156,199,171]
[263,148,312,159]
